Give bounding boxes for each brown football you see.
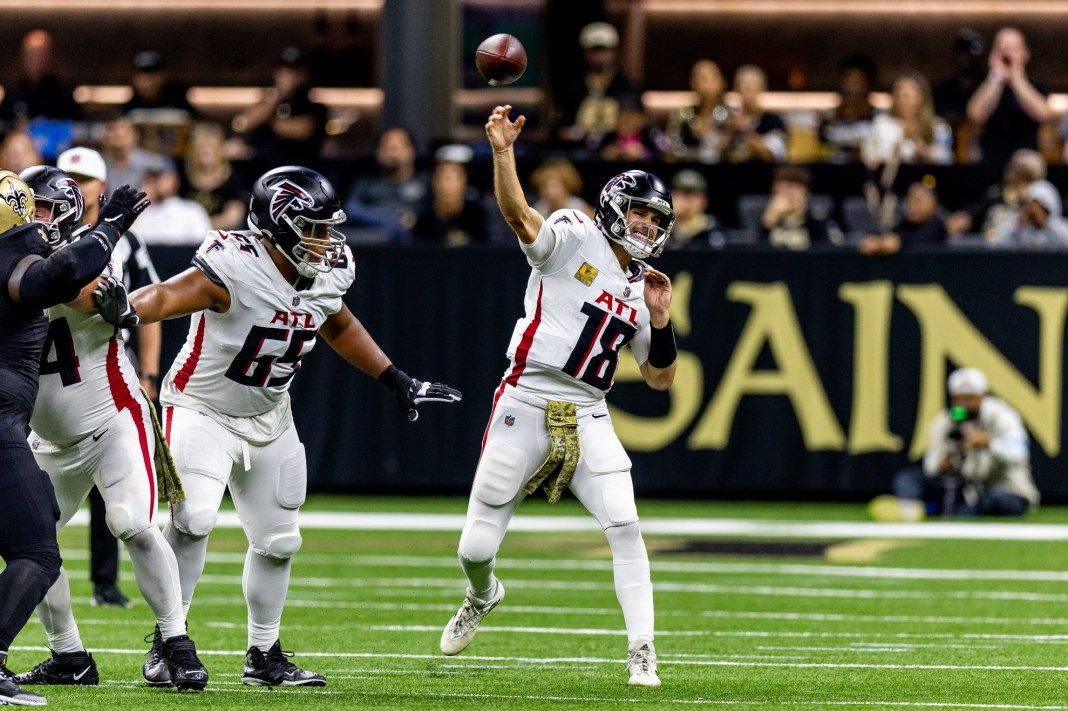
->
[475,34,527,86]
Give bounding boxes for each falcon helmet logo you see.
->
[57,177,84,219]
[599,172,638,209]
[268,179,315,224]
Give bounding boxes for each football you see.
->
[475,34,527,86]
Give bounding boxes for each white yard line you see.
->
[61,510,1068,540]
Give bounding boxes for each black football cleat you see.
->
[0,658,47,706]
[142,625,171,687]
[160,634,208,691]
[14,649,98,686]
[92,584,132,608]
[242,641,326,687]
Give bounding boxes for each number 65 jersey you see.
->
[159,230,355,443]
[502,209,653,407]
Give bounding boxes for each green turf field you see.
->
[10,497,1068,709]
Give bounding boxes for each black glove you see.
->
[99,185,150,234]
[93,275,140,328]
[378,365,462,422]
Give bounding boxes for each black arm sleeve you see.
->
[18,226,120,309]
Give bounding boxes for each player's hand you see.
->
[99,185,150,235]
[643,267,672,323]
[93,275,140,328]
[393,376,462,422]
[486,105,525,153]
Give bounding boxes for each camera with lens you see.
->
[941,405,978,516]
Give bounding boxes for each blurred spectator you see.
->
[0,130,44,173]
[309,10,375,87]
[933,29,987,162]
[863,71,952,165]
[665,59,730,163]
[182,123,248,231]
[529,158,593,218]
[598,96,664,161]
[123,50,197,157]
[123,51,196,116]
[760,166,840,248]
[343,126,428,239]
[991,179,1068,249]
[668,170,723,249]
[966,27,1052,166]
[819,54,879,164]
[945,148,1045,239]
[859,181,946,257]
[100,115,168,198]
[133,160,212,247]
[233,46,328,164]
[413,145,488,247]
[725,65,787,163]
[0,29,81,123]
[553,22,643,150]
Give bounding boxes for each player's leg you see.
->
[229,423,323,687]
[14,439,99,686]
[0,438,62,706]
[442,390,545,655]
[163,406,235,614]
[568,410,659,687]
[89,486,128,608]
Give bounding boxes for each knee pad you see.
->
[458,517,504,564]
[254,532,303,561]
[104,498,152,541]
[604,521,646,559]
[472,441,528,506]
[171,502,218,539]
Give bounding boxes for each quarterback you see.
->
[14,166,208,691]
[94,165,462,688]
[440,105,677,687]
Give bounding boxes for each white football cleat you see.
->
[440,581,505,656]
[626,639,660,687]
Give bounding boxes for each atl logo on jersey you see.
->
[268,179,315,224]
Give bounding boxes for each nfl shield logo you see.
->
[504,415,515,427]
[292,296,301,307]
[623,286,631,297]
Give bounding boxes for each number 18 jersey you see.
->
[160,231,354,443]
[502,209,653,407]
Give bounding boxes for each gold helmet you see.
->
[0,170,35,233]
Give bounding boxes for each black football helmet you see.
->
[248,165,346,278]
[19,165,83,249]
[594,170,675,259]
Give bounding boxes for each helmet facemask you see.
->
[277,210,346,278]
[602,192,675,259]
[35,195,82,249]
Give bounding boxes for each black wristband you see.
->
[647,321,677,369]
[377,364,411,391]
[137,371,158,383]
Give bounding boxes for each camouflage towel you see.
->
[142,389,185,505]
[524,400,579,503]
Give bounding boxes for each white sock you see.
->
[125,527,186,640]
[35,567,84,654]
[242,547,289,651]
[605,524,655,642]
[163,521,209,621]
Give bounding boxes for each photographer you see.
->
[870,368,1039,520]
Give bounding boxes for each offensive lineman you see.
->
[0,170,144,707]
[94,165,462,687]
[439,106,678,687]
[14,166,208,691]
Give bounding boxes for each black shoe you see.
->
[13,649,98,686]
[0,661,47,706]
[92,584,132,608]
[242,641,326,687]
[142,625,171,687]
[160,635,208,691]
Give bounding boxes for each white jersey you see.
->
[160,230,354,443]
[31,259,144,449]
[501,209,652,406]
